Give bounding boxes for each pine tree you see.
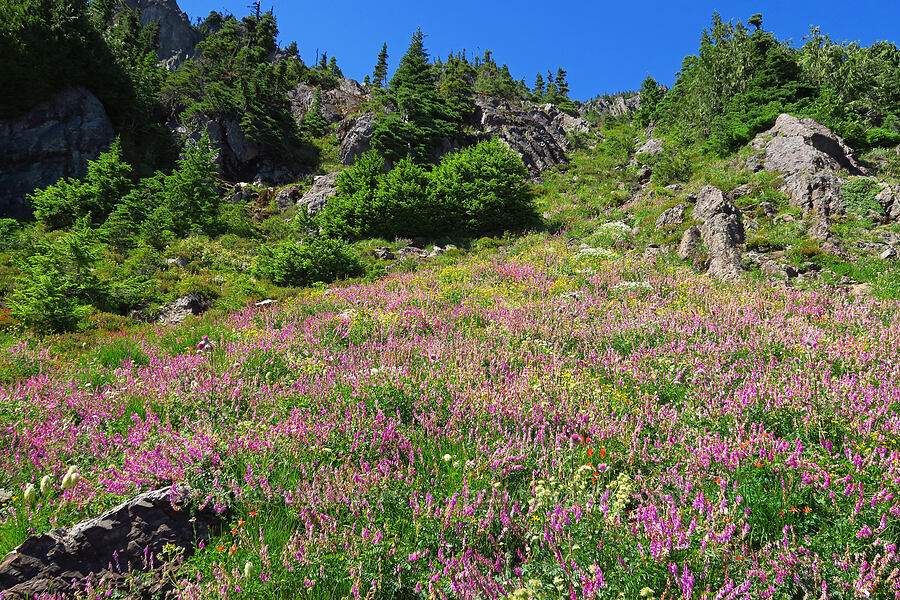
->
[556,67,570,97]
[371,29,459,164]
[533,73,545,101]
[327,55,343,78]
[302,86,328,137]
[438,53,475,118]
[372,43,388,89]
[543,70,559,104]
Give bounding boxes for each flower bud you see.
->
[442,454,452,463]
[243,561,254,579]
[40,475,53,495]
[24,483,36,504]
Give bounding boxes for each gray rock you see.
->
[338,112,377,165]
[254,299,277,307]
[880,247,897,260]
[757,114,866,176]
[677,226,702,261]
[288,78,370,127]
[121,0,201,69]
[0,87,115,219]
[374,247,395,260]
[579,93,642,119]
[654,203,686,230]
[131,293,210,325]
[875,184,900,221]
[693,185,741,223]
[758,201,776,216]
[395,246,425,260]
[298,172,339,217]
[635,138,664,157]
[274,184,303,210]
[0,485,224,598]
[165,257,187,268]
[781,172,846,218]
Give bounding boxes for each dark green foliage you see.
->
[32,139,132,229]
[438,53,476,119]
[319,151,386,239]
[371,158,433,238]
[473,51,520,100]
[635,76,664,127]
[255,237,363,287]
[533,73,545,102]
[302,87,328,137]
[371,29,460,165]
[842,179,884,217]
[161,11,307,169]
[427,139,536,235]
[372,43,389,89]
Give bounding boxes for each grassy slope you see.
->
[2,127,900,598]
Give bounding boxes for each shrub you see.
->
[842,178,884,217]
[371,157,433,238]
[256,237,363,287]
[9,256,90,334]
[427,138,535,235]
[319,151,386,239]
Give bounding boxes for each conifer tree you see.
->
[372,43,389,89]
[371,29,459,164]
[556,67,570,97]
[328,55,342,78]
[438,53,475,118]
[302,86,328,137]
[533,73,545,101]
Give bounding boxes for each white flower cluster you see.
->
[577,247,618,260]
[611,281,652,291]
[598,221,632,238]
[607,472,633,521]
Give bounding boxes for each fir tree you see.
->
[371,29,459,164]
[328,55,343,79]
[302,86,328,137]
[556,67,570,97]
[372,43,389,89]
[533,73,545,101]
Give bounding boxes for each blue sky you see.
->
[176,0,900,101]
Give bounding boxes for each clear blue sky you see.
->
[176,0,900,101]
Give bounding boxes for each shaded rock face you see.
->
[130,293,210,325]
[289,78,370,127]
[0,485,223,598]
[122,0,201,69]
[0,87,115,219]
[467,97,587,176]
[179,117,297,185]
[655,203,686,230]
[876,184,900,221]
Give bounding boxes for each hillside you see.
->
[1,2,900,598]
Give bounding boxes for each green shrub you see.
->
[371,157,433,238]
[9,256,90,334]
[842,178,884,217]
[319,150,386,239]
[256,237,363,286]
[427,138,536,235]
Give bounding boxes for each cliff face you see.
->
[0,87,115,219]
[121,0,201,69]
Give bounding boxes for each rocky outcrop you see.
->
[655,203,686,230]
[121,0,201,69]
[749,114,865,220]
[179,117,297,184]
[0,87,115,219]
[467,97,587,175]
[130,293,210,325]
[0,485,223,598]
[635,138,665,157]
[685,186,745,280]
[579,93,642,119]
[298,172,340,216]
[289,79,370,126]
[876,184,900,221]
[338,112,377,165]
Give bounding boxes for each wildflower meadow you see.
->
[2,235,899,599]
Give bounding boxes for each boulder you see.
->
[0,485,223,598]
[131,293,210,325]
[677,226,702,261]
[0,87,115,219]
[579,93,642,119]
[875,183,900,221]
[691,186,745,280]
[274,183,303,210]
[298,172,340,217]
[654,203,686,230]
[635,138,664,157]
[288,78,370,126]
[749,114,866,217]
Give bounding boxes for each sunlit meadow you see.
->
[2,235,900,599]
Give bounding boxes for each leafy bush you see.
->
[9,255,90,334]
[842,178,884,217]
[427,139,536,235]
[256,237,363,287]
[318,151,385,239]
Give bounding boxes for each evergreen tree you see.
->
[533,73,545,101]
[556,67,570,97]
[327,55,343,79]
[372,42,389,89]
[438,53,475,118]
[543,70,559,104]
[371,29,459,164]
[302,86,328,137]
[635,75,664,127]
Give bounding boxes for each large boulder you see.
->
[749,114,865,217]
[0,87,115,219]
[875,184,900,221]
[579,93,642,119]
[121,0,201,69]
[0,485,223,598]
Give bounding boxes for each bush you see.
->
[9,256,90,334]
[427,139,535,235]
[842,178,884,217]
[319,151,386,239]
[256,237,363,287]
